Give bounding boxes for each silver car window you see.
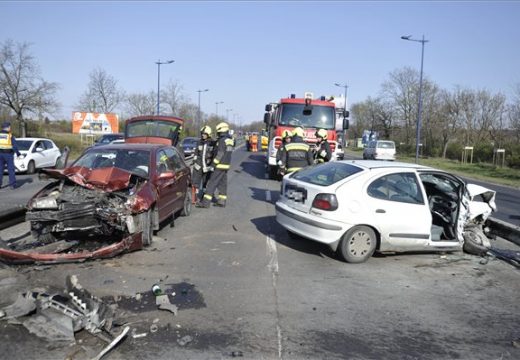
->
[367,173,424,204]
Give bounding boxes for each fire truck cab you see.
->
[264,92,349,179]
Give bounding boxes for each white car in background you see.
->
[276,160,496,263]
[363,140,396,160]
[14,137,62,174]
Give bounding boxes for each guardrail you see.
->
[0,207,26,231]
[487,217,520,247]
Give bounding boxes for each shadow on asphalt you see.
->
[250,215,338,261]
[13,176,34,189]
[249,187,280,203]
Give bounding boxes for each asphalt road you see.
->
[0,147,519,360]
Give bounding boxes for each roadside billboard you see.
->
[72,112,119,134]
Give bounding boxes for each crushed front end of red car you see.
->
[0,166,155,264]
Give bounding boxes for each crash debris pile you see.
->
[0,275,129,354]
[1,275,115,341]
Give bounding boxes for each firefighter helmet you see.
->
[315,129,327,139]
[216,122,229,133]
[282,130,292,139]
[292,127,304,137]
[200,125,212,136]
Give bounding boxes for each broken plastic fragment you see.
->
[155,294,178,315]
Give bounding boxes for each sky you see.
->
[1,1,520,125]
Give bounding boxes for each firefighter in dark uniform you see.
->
[196,122,234,208]
[314,128,332,164]
[0,122,21,189]
[282,127,313,174]
[276,130,292,177]
[192,125,215,202]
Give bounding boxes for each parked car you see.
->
[276,160,496,263]
[333,143,344,161]
[13,137,62,174]
[363,140,396,160]
[0,143,192,264]
[180,137,198,158]
[93,133,124,146]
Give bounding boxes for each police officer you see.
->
[314,128,332,163]
[0,122,21,189]
[282,127,313,174]
[196,122,234,208]
[276,130,292,177]
[192,125,215,201]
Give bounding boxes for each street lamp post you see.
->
[334,82,348,113]
[215,101,224,117]
[401,34,429,164]
[197,89,209,128]
[155,59,174,115]
[225,108,233,122]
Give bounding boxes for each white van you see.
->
[363,140,396,160]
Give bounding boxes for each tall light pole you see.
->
[401,34,428,164]
[155,59,174,115]
[225,108,233,122]
[215,101,224,117]
[334,83,348,113]
[197,89,209,128]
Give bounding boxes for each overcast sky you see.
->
[2,1,519,124]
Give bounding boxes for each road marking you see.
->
[266,234,282,358]
[266,190,271,202]
[277,325,282,359]
[266,234,279,274]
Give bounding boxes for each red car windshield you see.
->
[74,148,151,178]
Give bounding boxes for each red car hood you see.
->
[43,166,135,192]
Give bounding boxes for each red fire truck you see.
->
[264,92,349,178]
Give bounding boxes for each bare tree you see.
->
[349,101,371,140]
[509,83,520,143]
[77,67,124,113]
[0,39,60,136]
[161,80,185,116]
[485,91,507,149]
[124,91,156,117]
[381,67,419,145]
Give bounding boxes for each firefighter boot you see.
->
[196,194,212,208]
[215,195,227,207]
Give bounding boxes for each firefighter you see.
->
[282,127,313,174]
[314,128,332,163]
[276,130,292,177]
[196,122,234,208]
[192,125,215,202]
[0,122,21,189]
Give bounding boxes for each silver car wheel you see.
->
[338,226,377,263]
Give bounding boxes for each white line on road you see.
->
[266,234,279,274]
[266,190,271,202]
[266,234,282,358]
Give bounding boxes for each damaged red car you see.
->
[0,118,191,264]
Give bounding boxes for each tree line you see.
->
[2,39,519,167]
[351,67,520,167]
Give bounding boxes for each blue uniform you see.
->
[0,128,21,189]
